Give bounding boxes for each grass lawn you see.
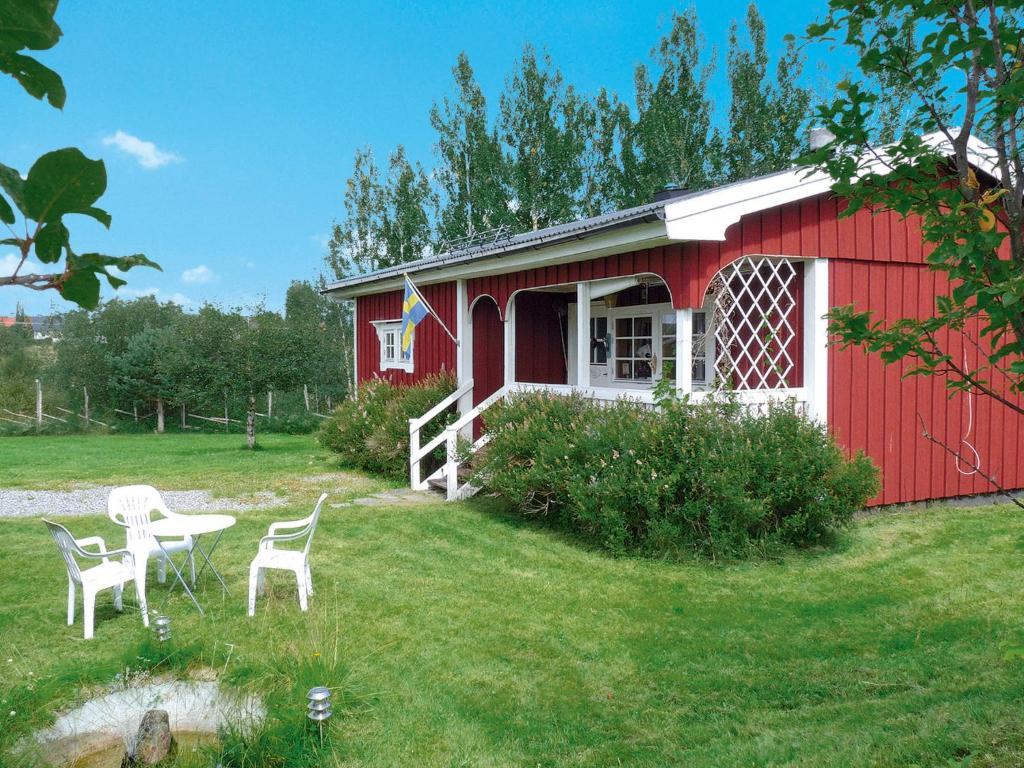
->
[0,432,394,499]
[2,434,1024,766]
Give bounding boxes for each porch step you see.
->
[426,467,474,493]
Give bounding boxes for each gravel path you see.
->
[0,487,288,518]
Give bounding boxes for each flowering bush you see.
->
[474,392,879,560]
[317,373,456,479]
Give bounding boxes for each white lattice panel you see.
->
[709,256,800,390]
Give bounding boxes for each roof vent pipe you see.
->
[653,183,690,203]
[809,127,837,151]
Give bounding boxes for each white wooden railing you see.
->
[409,379,474,490]
[437,384,510,500]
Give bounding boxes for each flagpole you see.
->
[405,273,460,347]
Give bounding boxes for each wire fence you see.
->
[0,380,346,436]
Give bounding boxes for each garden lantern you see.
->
[154,615,171,643]
[306,686,332,722]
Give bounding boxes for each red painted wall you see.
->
[355,282,457,385]
[514,291,568,385]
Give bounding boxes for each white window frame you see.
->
[371,319,413,372]
[590,302,671,388]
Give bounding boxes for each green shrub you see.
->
[474,392,879,560]
[317,373,457,479]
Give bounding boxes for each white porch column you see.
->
[803,258,829,424]
[351,299,358,395]
[455,279,473,415]
[575,282,591,388]
[504,296,516,386]
[676,308,692,394]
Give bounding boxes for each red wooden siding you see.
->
[355,282,457,385]
[828,261,1023,506]
[514,291,569,385]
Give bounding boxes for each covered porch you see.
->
[412,255,830,499]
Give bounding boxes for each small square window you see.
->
[375,321,412,372]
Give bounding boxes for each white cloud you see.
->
[115,286,192,307]
[0,252,42,276]
[181,264,215,284]
[101,130,182,170]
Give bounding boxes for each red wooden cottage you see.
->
[323,134,1023,505]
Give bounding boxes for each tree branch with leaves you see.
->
[805,1,1024,418]
[0,0,158,308]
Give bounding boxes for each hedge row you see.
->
[317,373,457,480]
[473,392,879,560]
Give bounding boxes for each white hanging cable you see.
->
[954,349,981,476]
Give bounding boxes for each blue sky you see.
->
[1,0,836,315]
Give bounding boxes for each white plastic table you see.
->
[148,514,236,616]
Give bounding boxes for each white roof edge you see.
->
[664,132,1001,242]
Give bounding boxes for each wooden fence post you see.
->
[180,403,186,429]
[35,379,42,429]
[83,386,90,427]
[303,384,309,412]
[267,390,273,419]
[224,391,229,433]
[133,403,139,423]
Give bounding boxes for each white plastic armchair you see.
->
[44,519,142,640]
[108,485,195,624]
[248,494,327,616]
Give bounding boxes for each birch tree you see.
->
[431,53,510,243]
[499,44,591,231]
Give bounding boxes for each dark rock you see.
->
[120,709,176,766]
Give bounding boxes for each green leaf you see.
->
[0,0,61,52]
[59,267,101,309]
[33,221,67,263]
[0,191,13,225]
[0,51,65,108]
[0,162,27,216]
[23,148,106,224]
[80,205,112,228]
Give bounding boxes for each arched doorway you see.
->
[471,296,504,407]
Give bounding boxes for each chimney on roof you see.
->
[809,127,836,151]
[652,183,689,203]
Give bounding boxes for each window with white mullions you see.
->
[373,319,412,372]
[384,329,397,362]
[590,316,609,364]
[692,311,708,385]
[661,312,676,380]
[614,315,654,381]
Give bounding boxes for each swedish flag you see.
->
[401,275,429,360]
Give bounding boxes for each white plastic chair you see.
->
[248,494,327,616]
[44,519,140,640]
[108,485,195,625]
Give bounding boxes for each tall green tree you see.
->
[227,307,302,449]
[0,0,157,307]
[582,88,638,215]
[326,145,435,278]
[380,146,435,265]
[326,147,385,279]
[109,326,182,433]
[632,9,717,196]
[431,53,510,244]
[805,0,1024,497]
[499,44,591,231]
[285,279,351,399]
[723,3,812,181]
